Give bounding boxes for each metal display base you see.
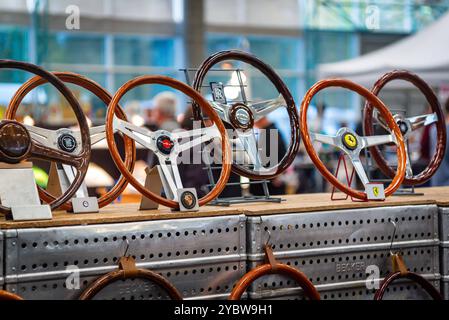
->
[246,204,440,300]
[438,207,449,299]
[2,215,247,300]
[0,194,447,300]
[0,163,52,221]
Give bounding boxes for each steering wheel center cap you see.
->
[0,122,31,159]
[229,103,254,130]
[157,135,174,155]
[58,133,78,153]
[235,109,250,126]
[397,120,409,135]
[342,132,358,150]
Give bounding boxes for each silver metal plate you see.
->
[11,205,52,221]
[0,168,41,207]
[72,197,99,214]
[3,215,246,300]
[177,188,199,212]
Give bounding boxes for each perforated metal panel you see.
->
[246,205,440,300]
[249,278,441,300]
[3,215,246,300]
[438,207,449,243]
[441,277,449,300]
[0,231,4,286]
[438,207,449,299]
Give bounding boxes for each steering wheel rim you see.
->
[374,271,442,300]
[105,75,231,209]
[0,60,90,215]
[300,79,407,200]
[0,290,23,300]
[6,71,136,210]
[363,70,447,186]
[192,50,300,180]
[228,263,320,300]
[78,268,182,300]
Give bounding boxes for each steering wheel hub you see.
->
[229,103,254,130]
[0,122,31,159]
[397,120,409,136]
[157,135,174,155]
[342,132,358,150]
[58,133,78,153]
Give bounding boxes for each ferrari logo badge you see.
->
[366,184,385,200]
[342,133,358,150]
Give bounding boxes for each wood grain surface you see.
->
[0,187,447,229]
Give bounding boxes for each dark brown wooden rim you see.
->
[6,71,136,210]
[300,79,407,200]
[0,290,23,300]
[78,268,182,300]
[106,75,231,209]
[363,70,447,186]
[374,271,442,300]
[192,50,300,180]
[228,263,320,300]
[0,60,90,215]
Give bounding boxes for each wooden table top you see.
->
[0,187,447,229]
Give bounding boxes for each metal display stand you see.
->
[0,162,51,221]
[181,68,282,206]
[47,163,99,213]
[1,214,247,300]
[246,204,440,300]
[0,198,445,300]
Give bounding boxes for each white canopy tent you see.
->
[318,12,449,88]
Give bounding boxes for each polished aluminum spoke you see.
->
[361,135,395,148]
[310,132,339,148]
[174,125,221,154]
[407,113,438,131]
[114,117,155,151]
[252,94,286,120]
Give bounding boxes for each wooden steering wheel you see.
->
[0,60,90,215]
[300,79,407,200]
[105,75,231,209]
[192,50,300,180]
[79,256,182,300]
[363,70,447,186]
[6,72,136,210]
[229,245,320,300]
[0,290,23,300]
[374,271,442,300]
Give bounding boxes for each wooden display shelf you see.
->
[0,187,447,229]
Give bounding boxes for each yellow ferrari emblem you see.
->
[343,133,357,148]
[373,187,379,197]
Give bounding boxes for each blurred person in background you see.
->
[150,91,179,132]
[249,116,287,195]
[147,91,180,167]
[431,98,449,186]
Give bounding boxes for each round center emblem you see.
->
[235,108,250,125]
[58,134,78,153]
[157,135,174,155]
[180,191,196,210]
[397,121,409,135]
[342,133,358,150]
[0,122,31,158]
